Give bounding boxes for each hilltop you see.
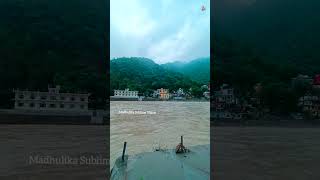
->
[162,57,210,84]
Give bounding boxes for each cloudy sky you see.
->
[110,0,210,64]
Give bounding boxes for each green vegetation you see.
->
[214,0,320,115]
[110,57,205,97]
[162,57,210,85]
[213,38,316,114]
[0,0,107,109]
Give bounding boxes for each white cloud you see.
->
[111,0,155,37]
[110,0,210,63]
[147,22,192,63]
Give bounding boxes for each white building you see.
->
[114,89,138,98]
[176,88,185,96]
[203,91,210,99]
[13,85,90,111]
[172,88,186,100]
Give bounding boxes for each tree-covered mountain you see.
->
[110,57,202,96]
[214,0,320,74]
[213,0,320,113]
[162,57,210,85]
[0,0,107,109]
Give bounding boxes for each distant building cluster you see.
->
[299,94,320,117]
[212,84,246,120]
[202,83,210,99]
[212,74,320,121]
[296,74,320,118]
[112,83,210,101]
[14,85,89,111]
[153,88,170,100]
[172,88,187,100]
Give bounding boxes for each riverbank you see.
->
[211,118,320,127]
[0,109,109,125]
[212,121,320,127]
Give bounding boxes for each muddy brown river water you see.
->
[1,106,320,179]
[110,101,210,169]
[213,126,320,180]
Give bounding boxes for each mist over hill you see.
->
[162,57,210,84]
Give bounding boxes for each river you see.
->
[1,124,320,179]
[110,101,210,168]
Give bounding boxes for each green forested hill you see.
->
[162,57,210,85]
[213,0,320,113]
[0,0,107,108]
[110,57,201,96]
[214,0,320,75]
[213,0,320,89]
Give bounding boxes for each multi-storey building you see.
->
[13,85,89,111]
[212,84,245,120]
[153,88,170,100]
[113,89,138,98]
[158,88,170,100]
[298,93,320,117]
[291,74,313,88]
[213,84,237,108]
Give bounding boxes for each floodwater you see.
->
[1,123,320,179]
[110,101,210,168]
[0,125,108,180]
[213,126,320,180]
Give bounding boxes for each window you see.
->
[80,97,85,101]
[19,94,24,99]
[70,104,75,108]
[60,96,65,100]
[40,103,46,108]
[80,105,84,109]
[50,96,56,100]
[18,103,24,107]
[71,97,75,101]
[49,104,56,108]
[29,103,35,107]
[60,104,65,108]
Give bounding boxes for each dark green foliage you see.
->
[162,57,210,85]
[213,38,307,114]
[213,0,320,115]
[110,57,201,96]
[190,86,203,98]
[0,0,107,109]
